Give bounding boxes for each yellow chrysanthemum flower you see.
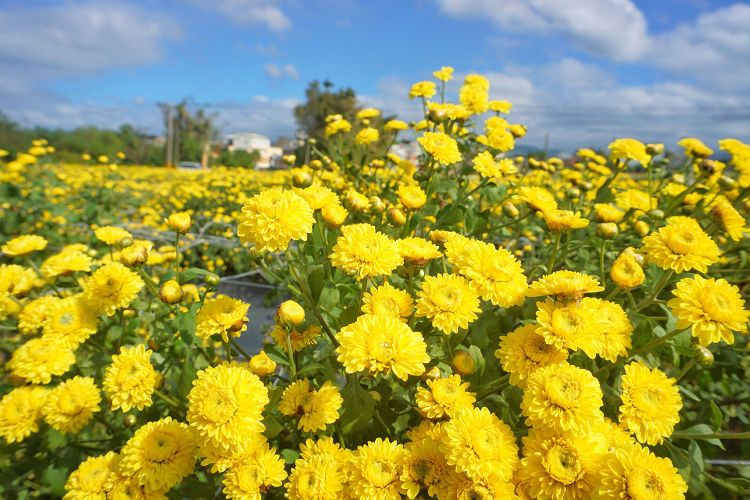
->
[678,137,713,158]
[104,453,169,499]
[416,374,476,419]
[361,282,414,321]
[582,298,633,362]
[350,438,407,499]
[415,273,481,334]
[120,417,196,492]
[619,362,682,445]
[298,185,339,211]
[519,429,605,500]
[279,379,343,432]
[472,151,516,184]
[325,117,352,137]
[610,251,646,289]
[196,432,268,474]
[641,216,720,273]
[44,376,101,433]
[615,188,657,213]
[527,270,603,301]
[8,337,75,384]
[335,314,429,381]
[544,209,590,233]
[187,364,269,452]
[401,432,451,498]
[609,138,651,165]
[710,196,747,241]
[594,203,625,223]
[0,385,48,443]
[397,184,427,210]
[42,295,99,348]
[450,239,528,308]
[440,470,516,500]
[495,324,568,388]
[64,452,116,499]
[103,344,158,412]
[515,186,558,214]
[41,244,93,279]
[330,224,403,280]
[417,132,462,165]
[94,225,132,245]
[0,264,38,298]
[397,237,442,266]
[356,127,380,145]
[535,299,602,357]
[409,81,437,99]
[1,234,48,256]
[286,454,345,500]
[433,66,454,82]
[83,262,144,316]
[18,295,60,334]
[521,362,604,433]
[237,187,315,252]
[195,295,249,343]
[442,407,518,483]
[598,443,688,499]
[222,444,287,499]
[271,324,321,352]
[667,275,750,346]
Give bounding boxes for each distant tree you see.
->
[294,80,359,141]
[219,149,260,167]
[159,100,218,167]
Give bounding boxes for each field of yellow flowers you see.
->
[1,67,750,499]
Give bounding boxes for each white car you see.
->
[177,161,202,170]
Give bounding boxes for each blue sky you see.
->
[1,0,748,150]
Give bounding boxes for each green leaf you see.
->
[262,414,283,439]
[42,465,67,497]
[177,353,198,399]
[709,401,723,428]
[318,286,340,312]
[179,267,212,283]
[687,440,704,478]
[281,449,300,464]
[307,265,325,301]
[468,345,485,377]
[340,379,374,436]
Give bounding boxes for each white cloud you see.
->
[189,0,291,32]
[0,2,180,76]
[649,3,750,92]
[436,0,649,61]
[263,63,299,79]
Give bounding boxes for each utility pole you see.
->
[166,105,174,167]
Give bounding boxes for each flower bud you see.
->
[116,236,133,249]
[249,351,277,376]
[160,280,183,304]
[452,350,475,376]
[120,244,148,267]
[502,201,519,218]
[694,345,714,366]
[718,175,737,190]
[369,390,382,403]
[369,196,385,214]
[292,170,313,188]
[413,169,430,183]
[634,220,650,237]
[205,273,221,287]
[565,187,581,200]
[579,181,593,191]
[124,414,137,426]
[387,207,406,227]
[421,366,442,381]
[167,212,191,234]
[611,251,645,289]
[345,190,369,212]
[276,300,305,327]
[597,222,619,239]
[647,209,664,220]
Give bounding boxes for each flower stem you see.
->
[547,233,562,272]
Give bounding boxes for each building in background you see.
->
[226,132,283,169]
